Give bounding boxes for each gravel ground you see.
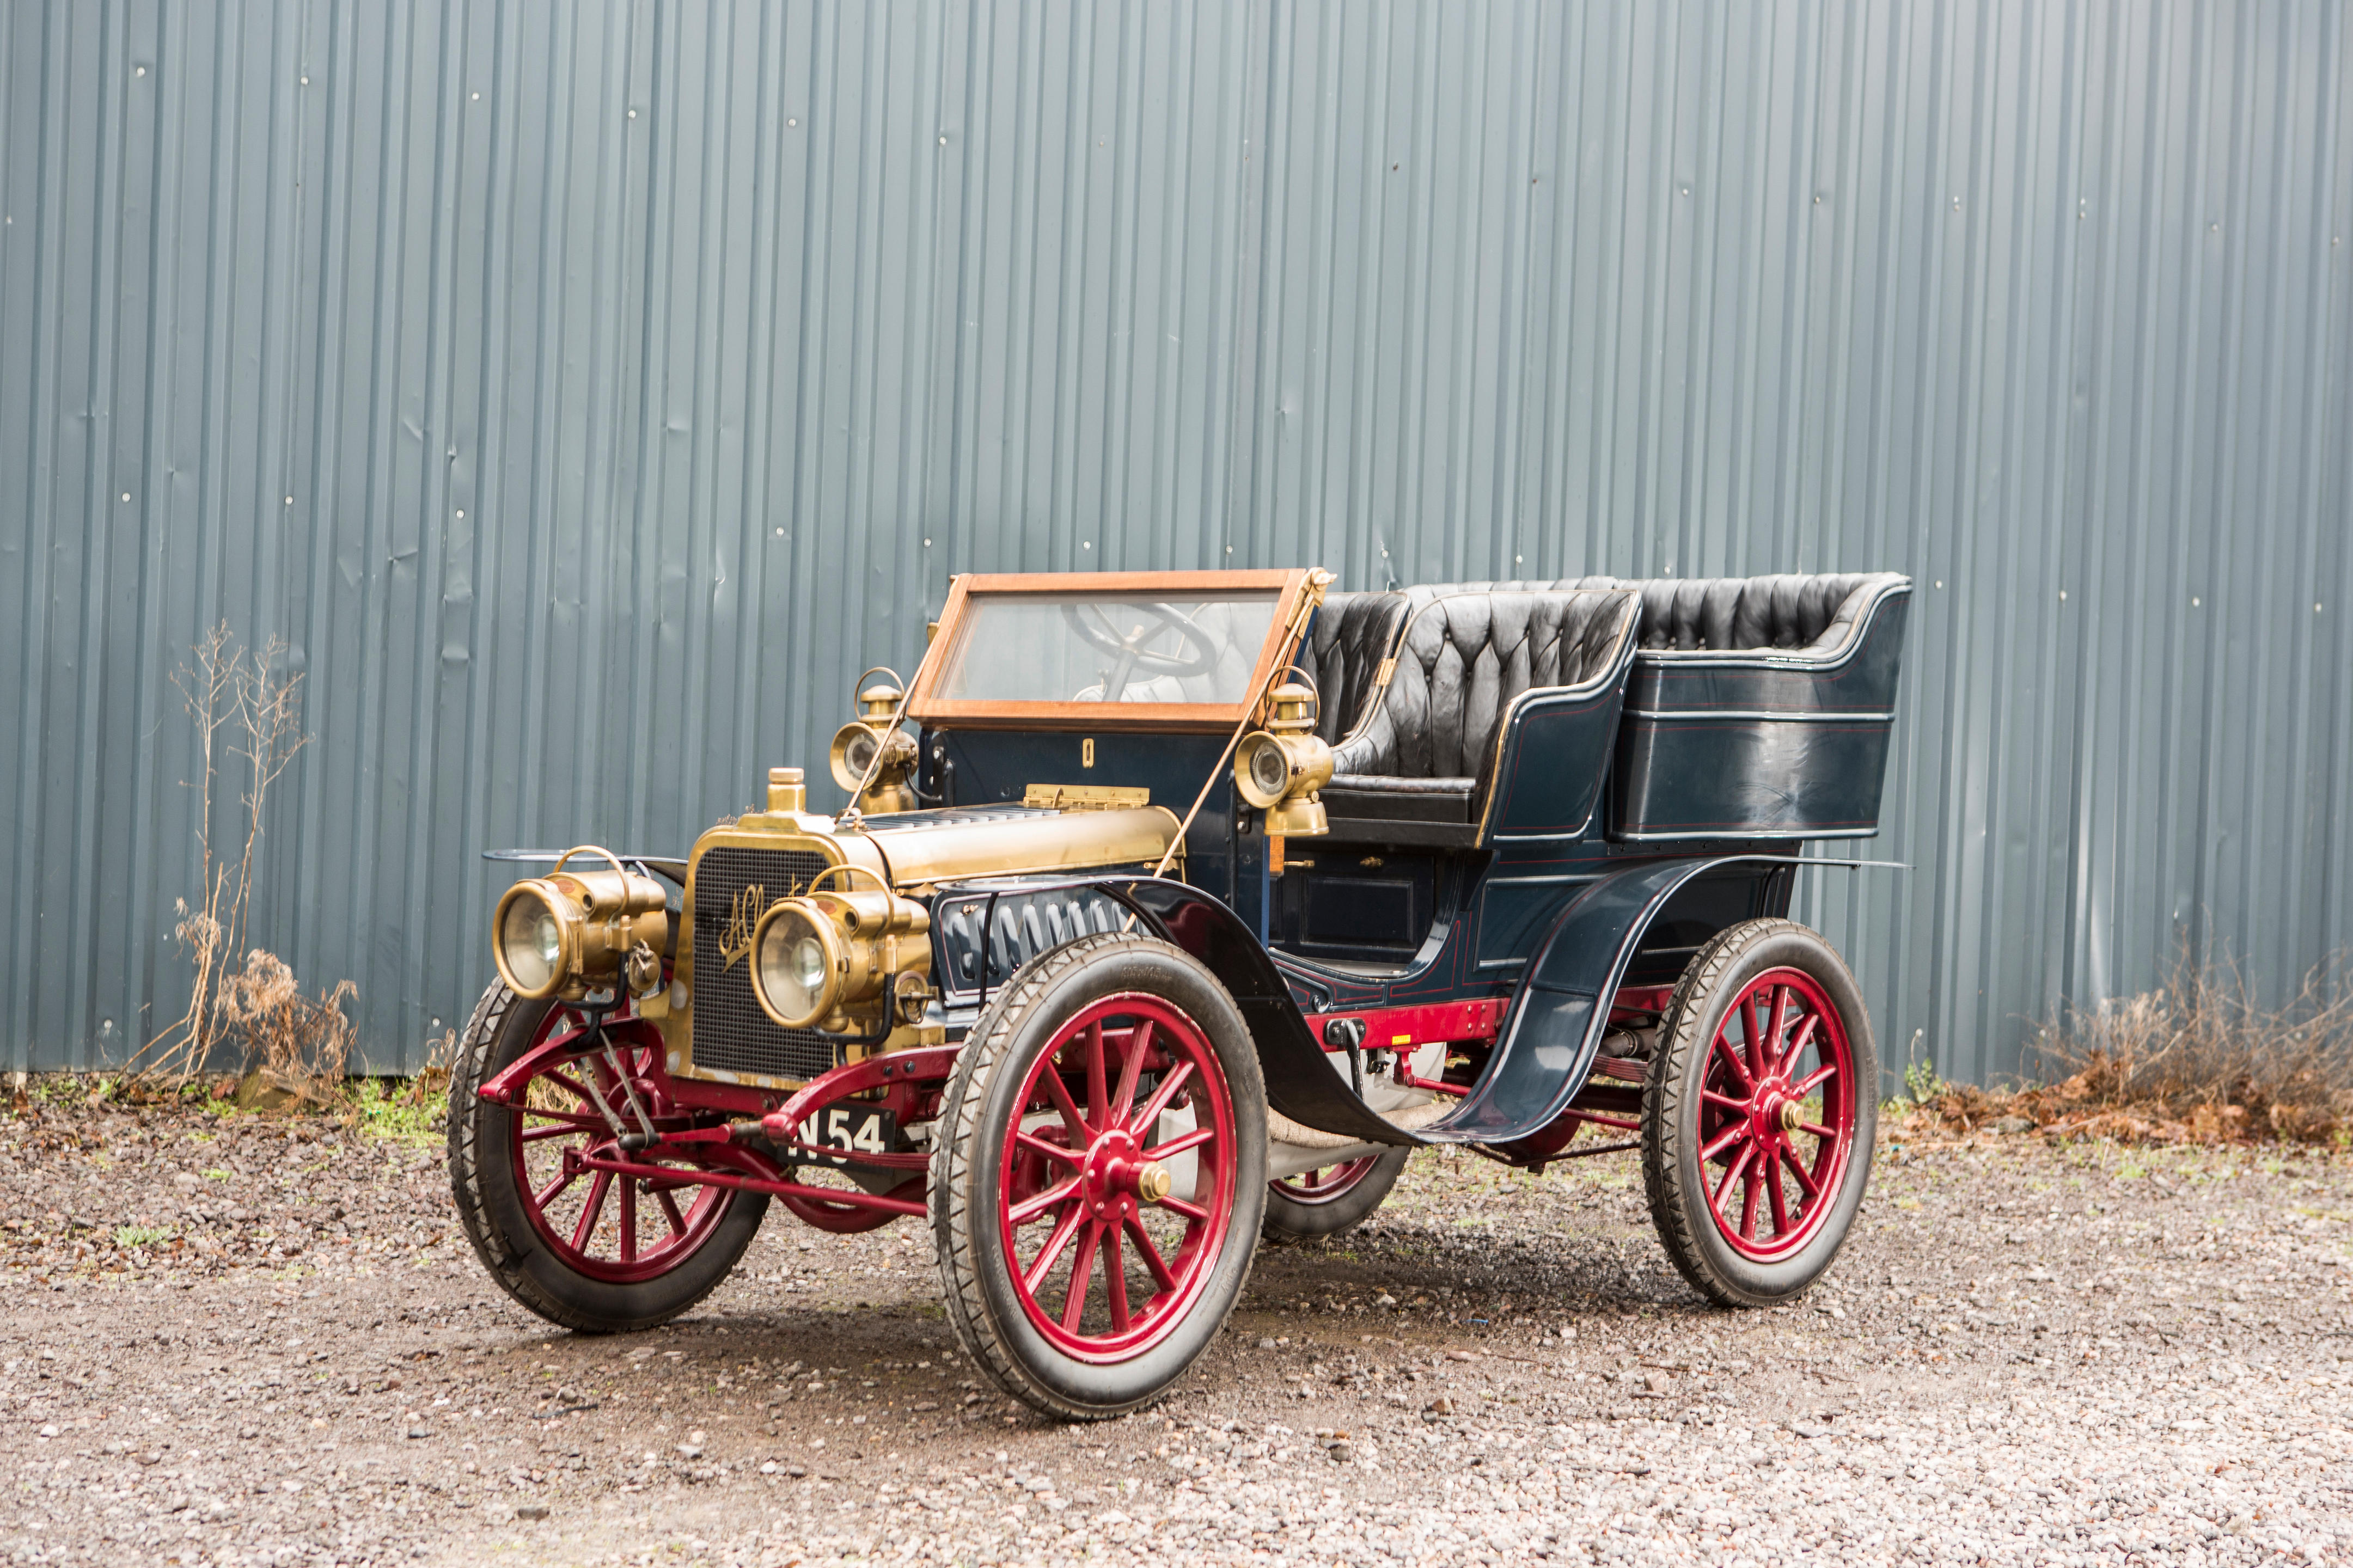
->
[2,1098,2350,1568]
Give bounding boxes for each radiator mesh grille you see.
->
[689,846,838,1083]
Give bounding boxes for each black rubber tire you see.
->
[1640,918,1878,1307]
[446,979,768,1333]
[928,933,1268,1421]
[1260,1147,1410,1244]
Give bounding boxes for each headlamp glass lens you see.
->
[1248,740,1291,800]
[757,906,834,1024]
[500,891,562,993]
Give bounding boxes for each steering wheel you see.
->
[1060,601,1221,697]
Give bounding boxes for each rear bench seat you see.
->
[1291,572,1909,840]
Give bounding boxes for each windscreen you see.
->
[935,590,1283,706]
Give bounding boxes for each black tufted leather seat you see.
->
[1312,587,1640,826]
[1294,573,1902,835]
[1459,573,1904,655]
[1287,591,1409,745]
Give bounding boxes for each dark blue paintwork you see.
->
[1610,586,1911,841]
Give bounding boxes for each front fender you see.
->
[1098,878,1414,1147]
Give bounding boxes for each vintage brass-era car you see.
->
[450,567,1910,1418]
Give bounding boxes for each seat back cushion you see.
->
[1289,591,1408,744]
[1332,589,1637,781]
[1624,573,1904,654]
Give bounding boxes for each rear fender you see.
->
[1419,855,1798,1146]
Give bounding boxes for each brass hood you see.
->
[862,805,1180,888]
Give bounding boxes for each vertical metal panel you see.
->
[3,1,2348,1083]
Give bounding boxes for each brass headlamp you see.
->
[1233,679,1332,837]
[491,848,670,1001]
[827,670,920,815]
[748,871,932,1032]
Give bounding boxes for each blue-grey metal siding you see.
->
[4,1,2349,1082]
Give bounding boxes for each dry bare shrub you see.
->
[126,625,352,1087]
[216,948,357,1089]
[1915,950,2352,1144]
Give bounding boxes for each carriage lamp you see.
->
[828,678,920,814]
[491,852,670,1002]
[748,885,932,1032]
[1232,680,1333,837]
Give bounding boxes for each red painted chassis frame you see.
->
[478,987,1673,1228]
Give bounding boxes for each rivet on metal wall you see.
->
[135,66,145,77]
[301,76,309,86]
[2058,590,2067,602]
[789,118,797,127]
[121,492,130,503]
[2192,597,2201,607]
[284,496,293,506]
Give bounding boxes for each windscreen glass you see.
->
[936,591,1283,706]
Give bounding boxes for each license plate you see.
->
[794,1105,900,1167]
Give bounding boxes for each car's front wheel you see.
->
[447,981,767,1332]
[929,934,1267,1420]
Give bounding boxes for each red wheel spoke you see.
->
[1790,1062,1839,1098]
[1009,1176,1081,1226]
[1143,1126,1213,1162]
[1041,1069,1092,1142]
[1796,1121,1837,1141]
[1743,993,1769,1080]
[1786,1149,1823,1200]
[1122,1216,1178,1290]
[1763,987,1793,1074]
[1113,1018,1152,1124]
[1022,1205,1088,1294]
[1712,1141,1755,1211]
[1739,1161,1762,1241]
[1084,1022,1110,1132]
[1712,1033,1756,1091]
[1765,1146,1792,1236]
[1698,1120,1750,1163]
[571,1171,614,1253]
[544,1070,602,1107]
[656,1186,689,1238]
[1158,1194,1208,1223]
[1776,1011,1819,1075]
[520,1113,603,1140]
[1128,1060,1196,1135]
[1014,1130,1084,1167]
[1103,1229,1133,1333]
[1061,1222,1103,1333]
[619,1179,639,1264]
[1698,1088,1748,1113]
[533,1168,578,1209]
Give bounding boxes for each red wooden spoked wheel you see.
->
[448,981,767,1333]
[1272,1158,1379,1204]
[1692,967,1860,1261]
[1641,919,1877,1307]
[996,994,1238,1362]
[504,1008,736,1283]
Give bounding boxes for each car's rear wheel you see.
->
[447,980,767,1332]
[930,934,1267,1420]
[1261,1148,1409,1242]
[1641,919,1876,1307]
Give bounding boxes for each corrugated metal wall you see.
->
[5,1,2349,1082]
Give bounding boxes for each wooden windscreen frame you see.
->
[904,568,1316,732]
